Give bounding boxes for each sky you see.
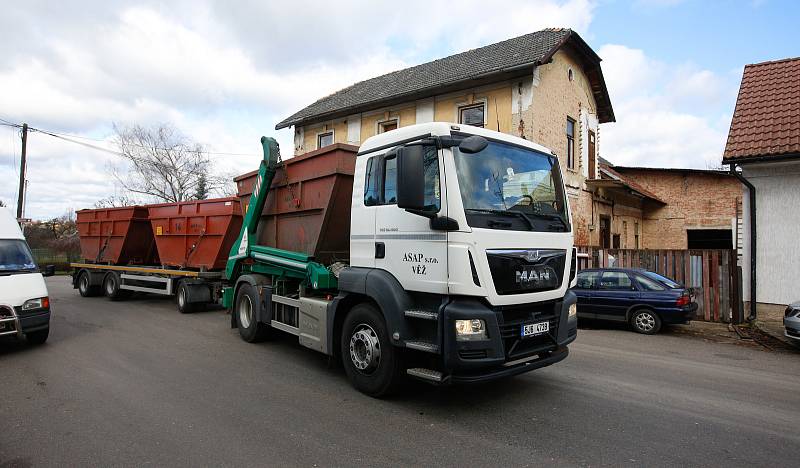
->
[1,0,798,219]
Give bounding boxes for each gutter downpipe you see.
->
[731,164,757,321]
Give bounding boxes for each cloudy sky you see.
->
[1,0,798,219]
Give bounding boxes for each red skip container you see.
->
[147,197,243,271]
[76,206,157,265]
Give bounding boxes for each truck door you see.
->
[350,155,378,268]
[374,146,448,294]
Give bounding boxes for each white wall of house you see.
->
[739,159,800,306]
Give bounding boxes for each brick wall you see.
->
[613,168,742,249]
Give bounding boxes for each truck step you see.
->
[404,309,438,320]
[407,368,444,383]
[405,340,440,353]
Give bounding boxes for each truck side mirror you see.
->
[396,145,426,211]
[458,135,488,154]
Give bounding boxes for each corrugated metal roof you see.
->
[276,28,614,129]
[723,57,800,162]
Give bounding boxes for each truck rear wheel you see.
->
[103,272,129,301]
[340,303,403,397]
[235,283,270,342]
[176,280,196,314]
[78,271,101,297]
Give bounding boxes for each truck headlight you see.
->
[568,303,577,318]
[22,297,49,311]
[455,319,487,341]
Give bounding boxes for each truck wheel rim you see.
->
[636,312,655,331]
[178,286,186,308]
[349,324,381,374]
[238,295,253,329]
[106,277,115,295]
[80,275,88,293]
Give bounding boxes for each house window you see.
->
[379,119,398,133]
[634,222,640,249]
[566,117,576,171]
[459,103,485,128]
[317,131,334,149]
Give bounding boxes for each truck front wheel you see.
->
[235,283,270,343]
[340,303,403,397]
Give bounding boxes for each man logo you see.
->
[525,250,541,263]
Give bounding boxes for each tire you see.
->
[26,327,49,345]
[103,272,129,301]
[235,283,270,342]
[340,303,403,397]
[77,271,101,297]
[176,280,196,314]
[630,308,662,335]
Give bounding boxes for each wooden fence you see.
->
[575,247,743,324]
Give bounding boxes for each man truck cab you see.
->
[0,208,53,344]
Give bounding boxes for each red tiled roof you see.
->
[723,57,800,162]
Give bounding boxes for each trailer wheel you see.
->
[77,271,101,297]
[176,280,196,314]
[235,283,270,342]
[103,272,129,301]
[340,303,403,397]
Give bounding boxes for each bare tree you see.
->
[111,123,216,203]
[94,194,141,208]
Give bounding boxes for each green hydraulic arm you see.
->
[223,137,336,307]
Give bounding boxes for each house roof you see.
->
[276,28,615,130]
[611,165,733,177]
[723,57,800,163]
[586,164,666,204]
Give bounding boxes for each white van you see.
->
[0,208,53,344]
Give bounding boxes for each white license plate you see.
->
[521,321,549,337]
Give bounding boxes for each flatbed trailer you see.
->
[69,262,225,313]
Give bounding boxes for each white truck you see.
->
[224,122,579,396]
[0,208,54,344]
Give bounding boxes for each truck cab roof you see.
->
[357,122,555,157]
[0,208,24,240]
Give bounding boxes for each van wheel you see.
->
[176,280,196,314]
[340,303,403,397]
[78,271,101,297]
[103,272,129,301]
[26,327,49,345]
[630,309,662,335]
[235,283,271,342]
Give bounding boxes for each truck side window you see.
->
[379,146,440,210]
[383,157,398,204]
[364,157,379,206]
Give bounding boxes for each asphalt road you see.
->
[2,277,799,467]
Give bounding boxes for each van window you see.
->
[0,239,37,272]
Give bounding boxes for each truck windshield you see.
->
[454,140,570,232]
[0,239,37,273]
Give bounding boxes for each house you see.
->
[723,57,800,319]
[276,28,621,247]
[603,165,742,250]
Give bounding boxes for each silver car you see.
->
[785,302,800,343]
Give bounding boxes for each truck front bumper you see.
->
[437,291,577,382]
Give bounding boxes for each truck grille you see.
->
[486,249,566,295]
[495,301,559,360]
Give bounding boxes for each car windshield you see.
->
[453,140,569,232]
[643,271,682,289]
[0,239,37,272]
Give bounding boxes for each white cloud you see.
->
[598,44,738,169]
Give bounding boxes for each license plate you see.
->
[521,321,549,337]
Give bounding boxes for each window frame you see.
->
[598,271,637,291]
[458,102,487,128]
[363,146,441,211]
[316,130,334,149]
[566,117,576,171]
[378,118,399,134]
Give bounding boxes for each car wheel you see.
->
[630,309,662,335]
[78,271,101,297]
[26,327,49,345]
[235,283,272,342]
[340,303,403,397]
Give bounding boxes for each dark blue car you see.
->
[572,268,697,334]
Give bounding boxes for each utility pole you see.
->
[16,123,28,220]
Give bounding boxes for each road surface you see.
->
[2,277,798,467]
